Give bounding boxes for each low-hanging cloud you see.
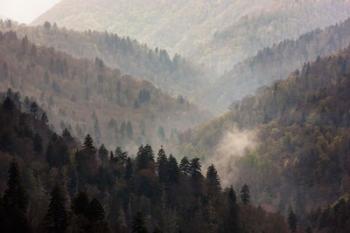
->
[205,128,258,187]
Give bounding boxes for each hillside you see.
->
[201,17,350,112]
[0,93,291,233]
[0,30,209,151]
[0,20,205,98]
[33,0,350,73]
[182,44,350,216]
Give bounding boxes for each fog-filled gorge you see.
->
[1,1,350,233]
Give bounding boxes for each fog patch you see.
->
[205,128,258,187]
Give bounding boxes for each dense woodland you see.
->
[0,94,291,233]
[0,30,208,151]
[32,0,350,73]
[0,20,205,98]
[202,17,350,112]
[1,1,350,233]
[183,43,350,226]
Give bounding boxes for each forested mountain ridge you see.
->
[0,93,291,233]
[0,20,206,98]
[0,30,209,151]
[33,0,350,73]
[200,17,350,112]
[181,43,350,219]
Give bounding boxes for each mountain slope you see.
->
[0,30,208,150]
[0,20,205,98]
[182,45,350,214]
[0,93,291,233]
[201,17,350,112]
[33,0,350,73]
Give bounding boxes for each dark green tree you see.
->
[240,184,250,205]
[206,164,221,198]
[87,198,105,222]
[83,134,96,152]
[179,157,191,175]
[33,133,43,154]
[132,212,148,233]
[72,191,89,216]
[167,155,179,184]
[157,147,168,184]
[46,134,69,168]
[223,187,240,233]
[288,208,297,233]
[44,184,68,233]
[2,160,30,233]
[98,144,109,165]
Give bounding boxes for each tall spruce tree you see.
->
[2,160,30,233]
[72,191,89,216]
[224,187,240,233]
[179,157,191,176]
[157,148,168,184]
[167,155,179,184]
[288,208,297,233]
[240,184,250,205]
[44,184,68,233]
[132,212,148,233]
[206,164,221,198]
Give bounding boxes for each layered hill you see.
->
[33,0,350,73]
[201,17,350,112]
[182,44,350,214]
[0,90,291,233]
[0,20,205,98]
[0,30,209,150]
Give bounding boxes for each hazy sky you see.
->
[0,0,60,23]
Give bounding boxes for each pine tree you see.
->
[190,158,203,197]
[240,184,250,205]
[167,155,179,184]
[3,161,28,211]
[72,191,89,216]
[206,165,221,198]
[179,157,191,176]
[224,187,240,233]
[2,160,30,233]
[33,133,43,154]
[288,208,297,233]
[83,134,95,152]
[157,148,168,184]
[115,147,128,162]
[124,157,133,181]
[3,96,15,111]
[87,198,105,222]
[132,212,148,233]
[44,184,68,233]
[98,144,109,164]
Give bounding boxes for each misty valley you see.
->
[1,1,350,233]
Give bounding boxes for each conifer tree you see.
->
[179,157,191,176]
[83,134,95,152]
[190,158,203,197]
[157,148,168,184]
[44,184,68,233]
[98,144,109,164]
[72,191,89,216]
[224,187,240,233]
[288,208,297,233]
[33,133,43,154]
[206,164,221,198]
[167,155,179,184]
[240,184,250,205]
[3,96,15,111]
[132,212,148,233]
[124,157,133,181]
[2,160,30,233]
